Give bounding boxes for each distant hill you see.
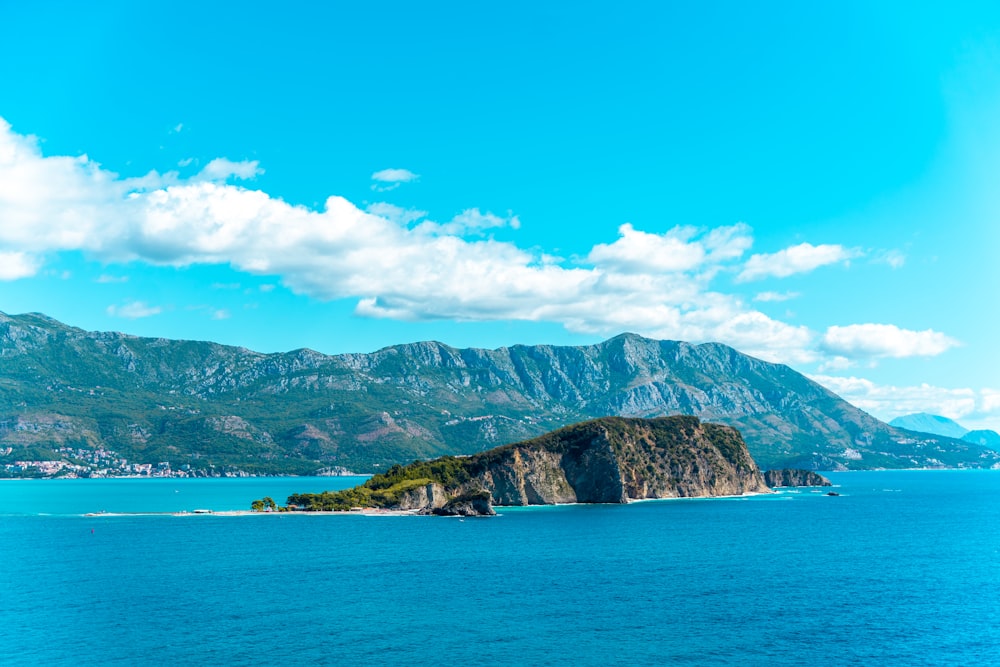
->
[2,310,997,476]
[963,430,1000,451]
[889,413,969,439]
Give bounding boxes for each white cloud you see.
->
[106,301,161,319]
[809,374,976,420]
[212,309,231,320]
[365,203,427,226]
[587,223,752,274]
[0,251,40,280]
[821,324,959,359]
[415,208,520,235]
[371,168,418,183]
[0,117,935,368]
[981,389,1000,414]
[704,223,754,261]
[371,168,418,191]
[810,374,1000,431]
[737,242,860,281]
[588,224,705,273]
[198,158,262,182]
[753,291,800,302]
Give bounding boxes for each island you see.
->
[270,415,772,516]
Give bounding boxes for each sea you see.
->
[2,470,1000,666]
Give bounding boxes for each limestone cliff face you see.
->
[394,482,448,510]
[458,416,771,506]
[430,491,495,516]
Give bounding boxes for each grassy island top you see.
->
[262,415,762,512]
[283,456,471,512]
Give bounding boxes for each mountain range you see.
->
[2,310,997,476]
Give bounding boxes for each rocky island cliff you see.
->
[285,416,772,515]
[762,469,832,487]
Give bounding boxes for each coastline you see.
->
[82,508,424,518]
[81,491,777,518]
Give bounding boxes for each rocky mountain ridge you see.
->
[2,310,997,475]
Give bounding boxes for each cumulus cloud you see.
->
[371,168,418,191]
[587,223,752,275]
[810,374,1000,431]
[0,117,934,367]
[809,374,976,420]
[588,224,705,273]
[365,203,427,226]
[416,208,521,235]
[821,324,959,359]
[0,251,41,280]
[982,389,1000,413]
[737,242,860,281]
[704,223,754,262]
[372,168,418,183]
[106,301,161,319]
[198,158,262,182]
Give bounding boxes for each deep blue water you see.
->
[3,471,1000,666]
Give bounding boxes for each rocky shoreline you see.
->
[284,416,772,516]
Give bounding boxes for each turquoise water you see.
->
[3,471,1000,666]
[0,476,367,516]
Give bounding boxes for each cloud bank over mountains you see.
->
[0,118,948,368]
[812,375,1000,433]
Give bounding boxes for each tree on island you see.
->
[251,496,278,512]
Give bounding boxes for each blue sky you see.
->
[1,1,998,430]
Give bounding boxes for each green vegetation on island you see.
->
[273,415,771,515]
[286,457,471,511]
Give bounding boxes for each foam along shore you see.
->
[82,508,425,517]
[82,489,778,518]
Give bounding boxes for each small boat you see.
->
[826,492,840,497]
